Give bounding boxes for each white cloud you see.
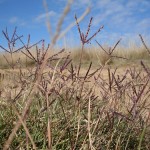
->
[35,11,56,22]
[110,11,133,26]
[92,0,150,31]
[71,0,91,11]
[9,16,26,26]
[81,0,150,45]
[96,0,111,8]
[136,18,150,32]
[19,21,26,26]
[9,17,18,24]
[78,0,91,5]
[92,0,126,26]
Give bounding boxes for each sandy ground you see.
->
[0,63,144,81]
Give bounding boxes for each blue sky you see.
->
[0,0,150,50]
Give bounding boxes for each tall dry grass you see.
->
[0,1,150,150]
[1,44,150,69]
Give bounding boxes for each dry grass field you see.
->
[0,2,150,150]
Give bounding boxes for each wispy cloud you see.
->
[76,0,91,5]
[109,10,133,27]
[1,0,149,46]
[9,17,18,24]
[90,0,150,35]
[82,0,150,45]
[34,11,56,22]
[19,21,26,26]
[136,18,150,32]
[9,16,26,26]
[93,0,131,26]
[70,0,91,12]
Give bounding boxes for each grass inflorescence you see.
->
[0,2,150,150]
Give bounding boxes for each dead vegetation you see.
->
[0,1,150,150]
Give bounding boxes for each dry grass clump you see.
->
[114,43,150,61]
[70,47,95,64]
[0,3,150,150]
[0,51,34,69]
[0,46,57,69]
[1,44,150,69]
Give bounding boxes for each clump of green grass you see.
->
[1,76,150,149]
